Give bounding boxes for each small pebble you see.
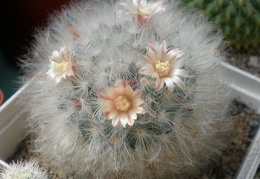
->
[226,52,260,78]
[248,56,259,68]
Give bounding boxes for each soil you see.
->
[226,51,260,78]
[199,100,260,179]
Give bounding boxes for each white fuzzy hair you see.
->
[21,0,230,178]
[0,160,47,179]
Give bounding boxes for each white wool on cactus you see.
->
[0,160,47,179]
[21,0,230,178]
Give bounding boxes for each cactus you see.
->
[21,0,230,178]
[0,160,47,179]
[181,0,260,50]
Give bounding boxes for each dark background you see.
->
[0,0,70,104]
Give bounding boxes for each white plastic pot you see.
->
[0,62,259,178]
[220,62,260,179]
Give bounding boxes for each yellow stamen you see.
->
[114,95,131,112]
[155,60,170,77]
[55,63,65,71]
[139,8,150,15]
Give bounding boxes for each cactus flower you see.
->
[98,80,145,127]
[46,47,75,83]
[121,0,166,26]
[139,40,188,92]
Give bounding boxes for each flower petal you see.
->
[129,111,137,120]
[141,55,152,63]
[54,76,62,84]
[139,65,154,75]
[156,78,164,91]
[172,76,186,91]
[98,94,112,101]
[136,107,146,114]
[112,118,120,127]
[105,111,110,118]
[167,49,184,61]
[147,47,156,59]
[108,111,118,120]
[155,44,162,60]
[122,80,128,88]
[133,90,141,98]
[119,114,128,127]
[52,50,61,61]
[135,100,144,107]
[46,69,55,78]
[140,0,148,7]
[132,0,139,7]
[128,116,135,126]
[148,43,156,52]
[160,40,167,53]
[164,77,174,92]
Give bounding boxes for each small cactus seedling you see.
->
[181,0,260,50]
[21,0,230,178]
[0,160,47,179]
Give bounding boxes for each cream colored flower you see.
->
[46,47,75,84]
[121,0,166,26]
[98,80,145,127]
[139,40,188,92]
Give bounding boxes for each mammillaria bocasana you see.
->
[21,0,230,178]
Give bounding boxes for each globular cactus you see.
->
[21,0,230,178]
[0,160,47,179]
[181,0,260,50]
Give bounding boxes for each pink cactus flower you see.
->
[121,0,166,26]
[98,80,145,127]
[139,40,188,92]
[46,47,75,84]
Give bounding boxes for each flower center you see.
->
[55,62,66,72]
[114,95,131,112]
[155,60,170,77]
[139,7,150,15]
[134,7,150,17]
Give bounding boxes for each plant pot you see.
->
[0,62,259,178]
[220,62,260,179]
